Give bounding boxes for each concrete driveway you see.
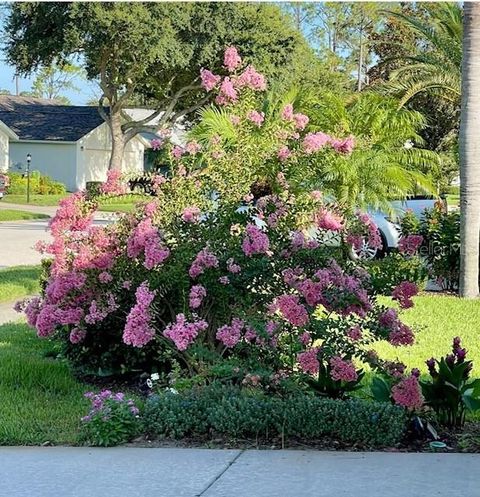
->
[0,202,113,269]
[0,448,478,497]
[0,219,51,268]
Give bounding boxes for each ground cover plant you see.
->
[0,210,49,222]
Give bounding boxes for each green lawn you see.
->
[98,194,151,213]
[375,294,480,374]
[446,194,460,208]
[0,322,90,445]
[0,209,50,222]
[1,194,67,206]
[0,266,42,303]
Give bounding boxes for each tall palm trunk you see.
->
[459,2,480,298]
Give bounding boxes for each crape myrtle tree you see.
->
[3,2,309,170]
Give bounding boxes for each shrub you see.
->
[143,385,407,448]
[80,390,141,446]
[401,206,460,291]
[6,171,66,195]
[421,337,480,428]
[364,253,428,295]
[19,48,418,400]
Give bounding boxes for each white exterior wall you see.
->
[76,123,145,190]
[0,128,9,172]
[9,141,77,191]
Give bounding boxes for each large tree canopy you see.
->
[3,2,313,169]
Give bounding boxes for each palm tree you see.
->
[191,88,437,211]
[383,3,462,107]
[459,2,480,298]
[303,91,437,210]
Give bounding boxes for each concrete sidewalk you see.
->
[0,447,478,497]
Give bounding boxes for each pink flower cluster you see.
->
[234,65,266,91]
[34,304,84,337]
[346,212,382,251]
[49,191,94,237]
[224,46,242,72]
[163,313,208,351]
[151,138,164,151]
[227,258,241,274]
[200,69,221,91]
[392,374,423,410]
[392,281,418,309]
[127,218,170,270]
[216,318,245,348]
[378,309,415,346]
[100,169,127,195]
[298,348,320,375]
[277,146,292,162]
[315,208,344,232]
[189,248,219,278]
[189,284,207,309]
[85,294,118,325]
[182,206,201,223]
[82,390,139,423]
[247,110,265,127]
[271,294,309,327]
[303,132,331,154]
[302,132,354,155]
[347,325,363,341]
[216,77,238,106]
[296,261,372,317]
[398,235,424,256]
[122,282,157,347]
[280,104,309,130]
[185,141,201,155]
[329,356,358,382]
[242,224,270,256]
[205,49,266,106]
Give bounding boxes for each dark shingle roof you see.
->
[0,95,106,142]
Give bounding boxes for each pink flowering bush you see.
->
[18,48,419,398]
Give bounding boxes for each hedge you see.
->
[143,385,407,448]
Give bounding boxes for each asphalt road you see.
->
[0,448,478,497]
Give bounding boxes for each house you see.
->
[0,96,149,191]
[0,119,18,171]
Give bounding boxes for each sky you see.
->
[0,58,97,106]
[0,11,93,106]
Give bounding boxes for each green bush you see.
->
[364,253,428,295]
[80,390,142,446]
[444,185,459,196]
[401,207,460,291]
[6,171,66,195]
[143,385,407,448]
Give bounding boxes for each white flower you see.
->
[166,387,179,395]
[151,373,160,381]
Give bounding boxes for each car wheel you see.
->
[349,236,386,261]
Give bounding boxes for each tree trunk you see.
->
[357,28,364,92]
[108,109,125,171]
[459,2,480,298]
